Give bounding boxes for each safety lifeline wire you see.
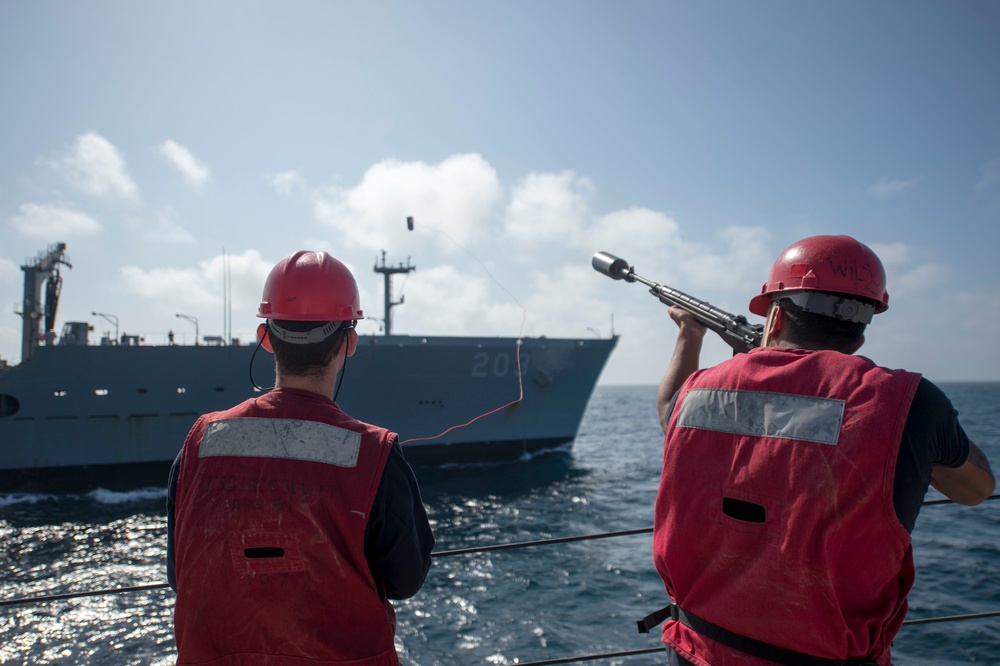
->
[3,496,999,664]
[4,497,998,592]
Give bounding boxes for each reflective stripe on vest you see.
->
[200,417,362,467]
[676,388,845,445]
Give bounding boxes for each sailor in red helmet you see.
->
[649,235,994,666]
[166,251,434,665]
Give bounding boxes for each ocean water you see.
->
[2,383,999,666]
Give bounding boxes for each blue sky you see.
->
[1,1,998,385]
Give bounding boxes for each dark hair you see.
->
[269,320,351,377]
[775,297,867,354]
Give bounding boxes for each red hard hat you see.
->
[748,235,889,317]
[257,250,364,321]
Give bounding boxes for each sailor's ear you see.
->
[345,327,358,358]
[256,323,274,353]
[761,303,783,347]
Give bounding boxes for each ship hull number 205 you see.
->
[471,351,530,378]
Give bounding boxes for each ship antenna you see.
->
[373,250,415,336]
[223,248,231,346]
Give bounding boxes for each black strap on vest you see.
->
[637,603,880,666]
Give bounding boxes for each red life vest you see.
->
[653,348,921,666]
[173,388,399,665]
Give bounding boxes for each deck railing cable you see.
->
[513,609,1000,666]
[2,494,998,664]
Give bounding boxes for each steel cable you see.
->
[3,495,998,610]
[2,494,998,665]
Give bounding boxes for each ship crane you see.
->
[373,250,415,336]
[18,242,71,363]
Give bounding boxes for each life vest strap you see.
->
[637,603,880,666]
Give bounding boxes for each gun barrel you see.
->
[654,284,729,327]
[592,249,763,354]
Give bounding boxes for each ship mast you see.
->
[373,250,415,336]
[19,243,71,363]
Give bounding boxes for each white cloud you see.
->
[118,249,273,319]
[145,207,198,245]
[869,241,948,304]
[867,177,920,199]
[503,171,593,245]
[119,265,216,307]
[224,152,996,384]
[2,149,996,384]
[521,263,614,338]
[391,263,525,337]
[312,153,504,252]
[9,203,102,238]
[581,211,769,293]
[206,250,276,316]
[158,140,211,190]
[269,169,306,195]
[867,241,911,269]
[679,226,773,292]
[286,157,775,360]
[53,132,140,202]
[889,262,949,298]
[581,207,686,297]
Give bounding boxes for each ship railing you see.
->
[2,494,999,665]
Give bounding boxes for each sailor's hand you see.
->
[668,306,706,339]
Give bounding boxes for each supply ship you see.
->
[0,243,616,493]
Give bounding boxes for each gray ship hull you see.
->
[0,334,617,493]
